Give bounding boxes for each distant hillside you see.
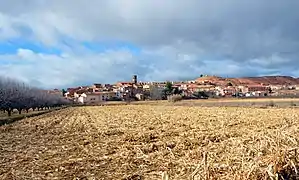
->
[195,76,299,86]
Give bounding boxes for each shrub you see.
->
[267,101,276,107]
[290,101,297,106]
[167,95,183,102]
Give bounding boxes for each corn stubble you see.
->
[0,105,299,180]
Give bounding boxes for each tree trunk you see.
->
[7,109,12,116]
[17,108,22,114]
[26,109,29,113]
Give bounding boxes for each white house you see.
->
[84,92,117,104]
[77,93,87,104]
[113,89,122,98]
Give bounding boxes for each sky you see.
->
[1,0,299,89]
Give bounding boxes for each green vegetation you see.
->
[163,82,183,99]
[62,89,67,96]
[227,82,233,86]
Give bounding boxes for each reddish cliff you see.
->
[195,76,299,86]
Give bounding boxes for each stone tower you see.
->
[132,75,137,84]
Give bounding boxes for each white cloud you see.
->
[0,46,201,88]
[17,49,35,58]
[0,48,139,88]
[1,46,291,89]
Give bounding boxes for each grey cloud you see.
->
[15,2,299,57]
[1,0,299,86]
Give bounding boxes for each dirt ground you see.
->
[1,105,299,179]
[92,98,299,108]
[171,98,299,108]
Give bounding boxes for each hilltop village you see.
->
[49,75,299,104]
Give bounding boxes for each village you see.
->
[49,75,299,104]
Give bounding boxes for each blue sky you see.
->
[0,39,62,55]
[1,0,299,89]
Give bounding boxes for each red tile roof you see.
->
[245,85,267,87]
[87,91,116,95]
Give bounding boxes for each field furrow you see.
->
[1,105,299,179]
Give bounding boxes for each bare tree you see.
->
[149,85,164,100]
[0,77,70,116]
[0,77,19,116]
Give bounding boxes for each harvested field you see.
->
[172,98,299,108]
[1,105,299,179]
[91,98,299,108]
[0,107,68,126]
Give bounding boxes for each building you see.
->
[66,86,91,98]
[77,93,87,104]
[84,92,117,104]
[244,85,268,92]
[222,87,236,96]
[269,85,283,91]
[135,93,145,100]
[187,84,201,93]
[47,89,63,97]
[93,84,102,88]
[132,75,137,84]
[143,84,151,90]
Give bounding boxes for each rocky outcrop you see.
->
[195,76,299,86]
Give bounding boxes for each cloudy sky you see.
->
[1,0,299,89]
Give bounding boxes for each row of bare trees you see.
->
[0,77,70,116]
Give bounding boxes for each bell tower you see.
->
[132,75,137,84]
